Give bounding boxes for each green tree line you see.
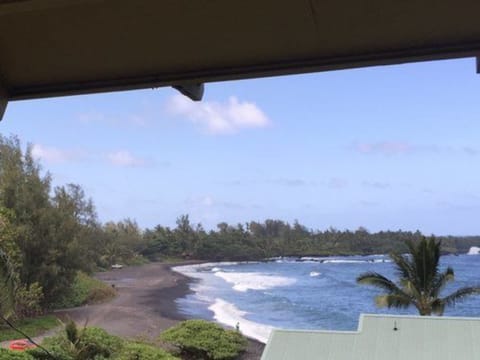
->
[141,216,480,261]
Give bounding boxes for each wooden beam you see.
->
[477,56,480,74]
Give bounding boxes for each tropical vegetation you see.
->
[0,321,178,360]
[357,236,480,315]
[160,320,247,360]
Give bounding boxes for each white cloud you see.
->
[31,144,83,164]
[106,151,146,167]
[166,95,271,134]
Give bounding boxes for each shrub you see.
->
[160,320,247,360]
[28,323,178,360]
[33,324,123,360]
[52,272,116,309]
[15,283,44,319]
[113,342,178,360]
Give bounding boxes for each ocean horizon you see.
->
[173,253,480,343]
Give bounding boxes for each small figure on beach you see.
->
[236,322,240,332]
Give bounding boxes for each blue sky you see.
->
[1,58,480,235]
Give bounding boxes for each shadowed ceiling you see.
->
[1,0,480,102]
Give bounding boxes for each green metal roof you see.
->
[261,314,480,360]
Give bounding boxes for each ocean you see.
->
[173,254,480,343]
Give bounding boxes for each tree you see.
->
[0,208,19,319]
[0,136,100,306]
[357,236,480,315]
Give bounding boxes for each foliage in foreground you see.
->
[24,322,178,360]
[0,348,33,360]
[113,342,178,360]
[160,320,247,360]
[0,315,59,342]
[357,237,480,315]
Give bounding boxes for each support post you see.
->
[173,83,204,101]
[0,83,8,121]
[477,56,480,74]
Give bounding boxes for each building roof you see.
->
[261,314,480,360]
[1,0,480,105]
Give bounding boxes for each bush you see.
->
[160,320,247,360]
[15,283,44,319]
[29,323,177,360]
[113,342,178,360]
[34,325,123,360]
[52,272,116,309]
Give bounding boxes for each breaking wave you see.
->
[214,271,296,292]
[209,298,273,343]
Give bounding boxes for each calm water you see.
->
[174,254,480,342]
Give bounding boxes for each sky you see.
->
[1,58,480,235]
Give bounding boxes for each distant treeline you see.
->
[141,216,480,261]
[1,134,479,318]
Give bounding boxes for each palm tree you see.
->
[357,236,480,316]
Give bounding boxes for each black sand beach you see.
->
[56,261,264,359]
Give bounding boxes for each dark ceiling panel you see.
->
[1,0,480,100]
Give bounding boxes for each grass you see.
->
[52,272,116,309]
[0,315,60,342]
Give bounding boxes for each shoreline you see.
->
[55,260,264,359]
[55,261,201,338]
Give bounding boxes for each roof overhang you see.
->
[1,0,480,118]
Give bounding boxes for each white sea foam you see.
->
[310,271,321,277]
[322,259,367,264]
[214,271,296,292]
[372,258,391,263]
[173,261,242,276]
[467,246,480,255]
[211,267,222,272]
[209,298,273,343]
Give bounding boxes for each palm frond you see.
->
[440,287,480,307]
[430,267,454,298]
[415,237,441,291]
[356,272,402,293]
[389,252,415,281]
[400,279,421,299]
